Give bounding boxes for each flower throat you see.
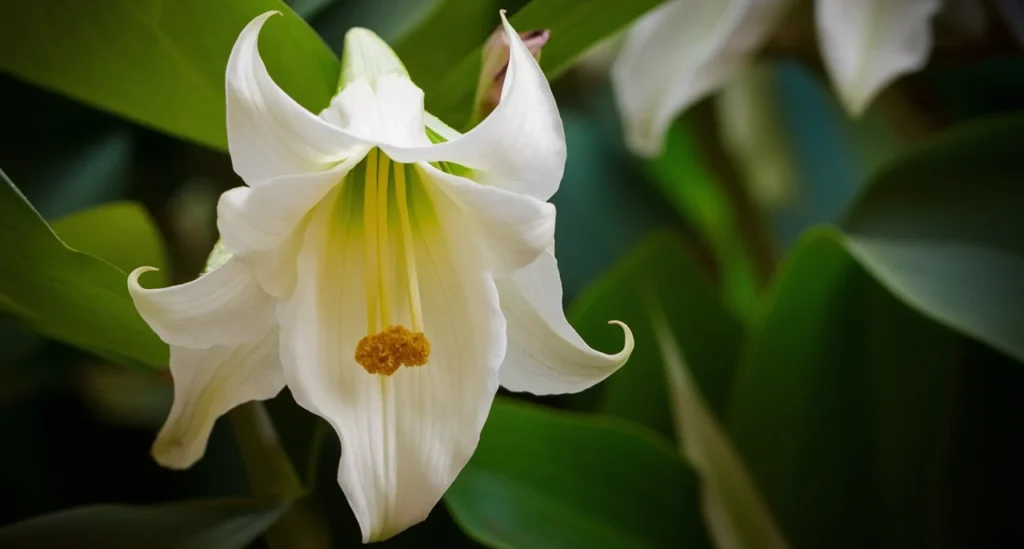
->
[355,149,431,376]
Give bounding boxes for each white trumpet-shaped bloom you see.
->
[129,12,632,542]
[612,0,942,156]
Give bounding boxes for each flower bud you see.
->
[472,26,550,123]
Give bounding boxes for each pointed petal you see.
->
[321,75,431,147]
[227,12,367,185]
[279,184,504,541]
[128,259,275,349]
[326,26,429,148]
[497,252,633,395]
[381,13,566,201]
[817,0,941,116]
[217,159,355,256]
[611,0,789,157]
[339,27,410,89]
[373,75,432,147]
[416,163,555,275]
[216,155,362,295]
[153,330,284,469]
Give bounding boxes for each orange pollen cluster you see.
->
[355,325,432,376]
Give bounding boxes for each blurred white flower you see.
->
[128,11,632,542]
[612,0,943,157]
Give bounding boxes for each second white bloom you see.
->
[612,0,943,156]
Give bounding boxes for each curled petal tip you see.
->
[128,266,160,288]
[131,265,160,275]
[598,319,630,362]
[607,320,635,358]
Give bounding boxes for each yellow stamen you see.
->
[376,152,392,327]
[395,165,424,333]
[363,149,380,334]
[354,153,432,376]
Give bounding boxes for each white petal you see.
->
[319,79,382,140]
[321,75,432,148]
[816,0,941,116]
[226,11,367,185]
[611,0,789,157]
[424,112,461,141]
[337,27,410,90]
[152,330,283,469]
[497,251,632,395]
[381,13,566,201]
[128,259,275,349]
[416,162,555,276]
[217,159,356,256]
[375,75,432,147]
[216,155,363,295]
[279,184,504,541]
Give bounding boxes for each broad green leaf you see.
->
[418,0,668,126]
[842,114,1024,363]
[0,171,166,369]
[445,398,709,549]
[728,228,960,548]
[52,202,169,287]
[650,306,788,549]
[0,0,336,150]
[569,231,745,441]
[0,498,287,549]
[288,0,339,20]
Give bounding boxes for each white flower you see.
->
[612,0,943,156]
[128,11,633,542]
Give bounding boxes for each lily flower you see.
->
[612,0,942,156]
[128,10,632,542]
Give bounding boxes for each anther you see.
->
[355,326,432,376]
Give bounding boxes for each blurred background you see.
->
[2,0,1024,547]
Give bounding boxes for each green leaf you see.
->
[569,231,746,441]
[394,0,499,88]
[842,114,1024,363]
[417,0,665,126]
[0,170,166,369]
[52,202,169,287]
[0,0,337,150]
[728,228,960,548]
[650,305,788,549]
[445,398,709,549]
[0,498,288,549]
